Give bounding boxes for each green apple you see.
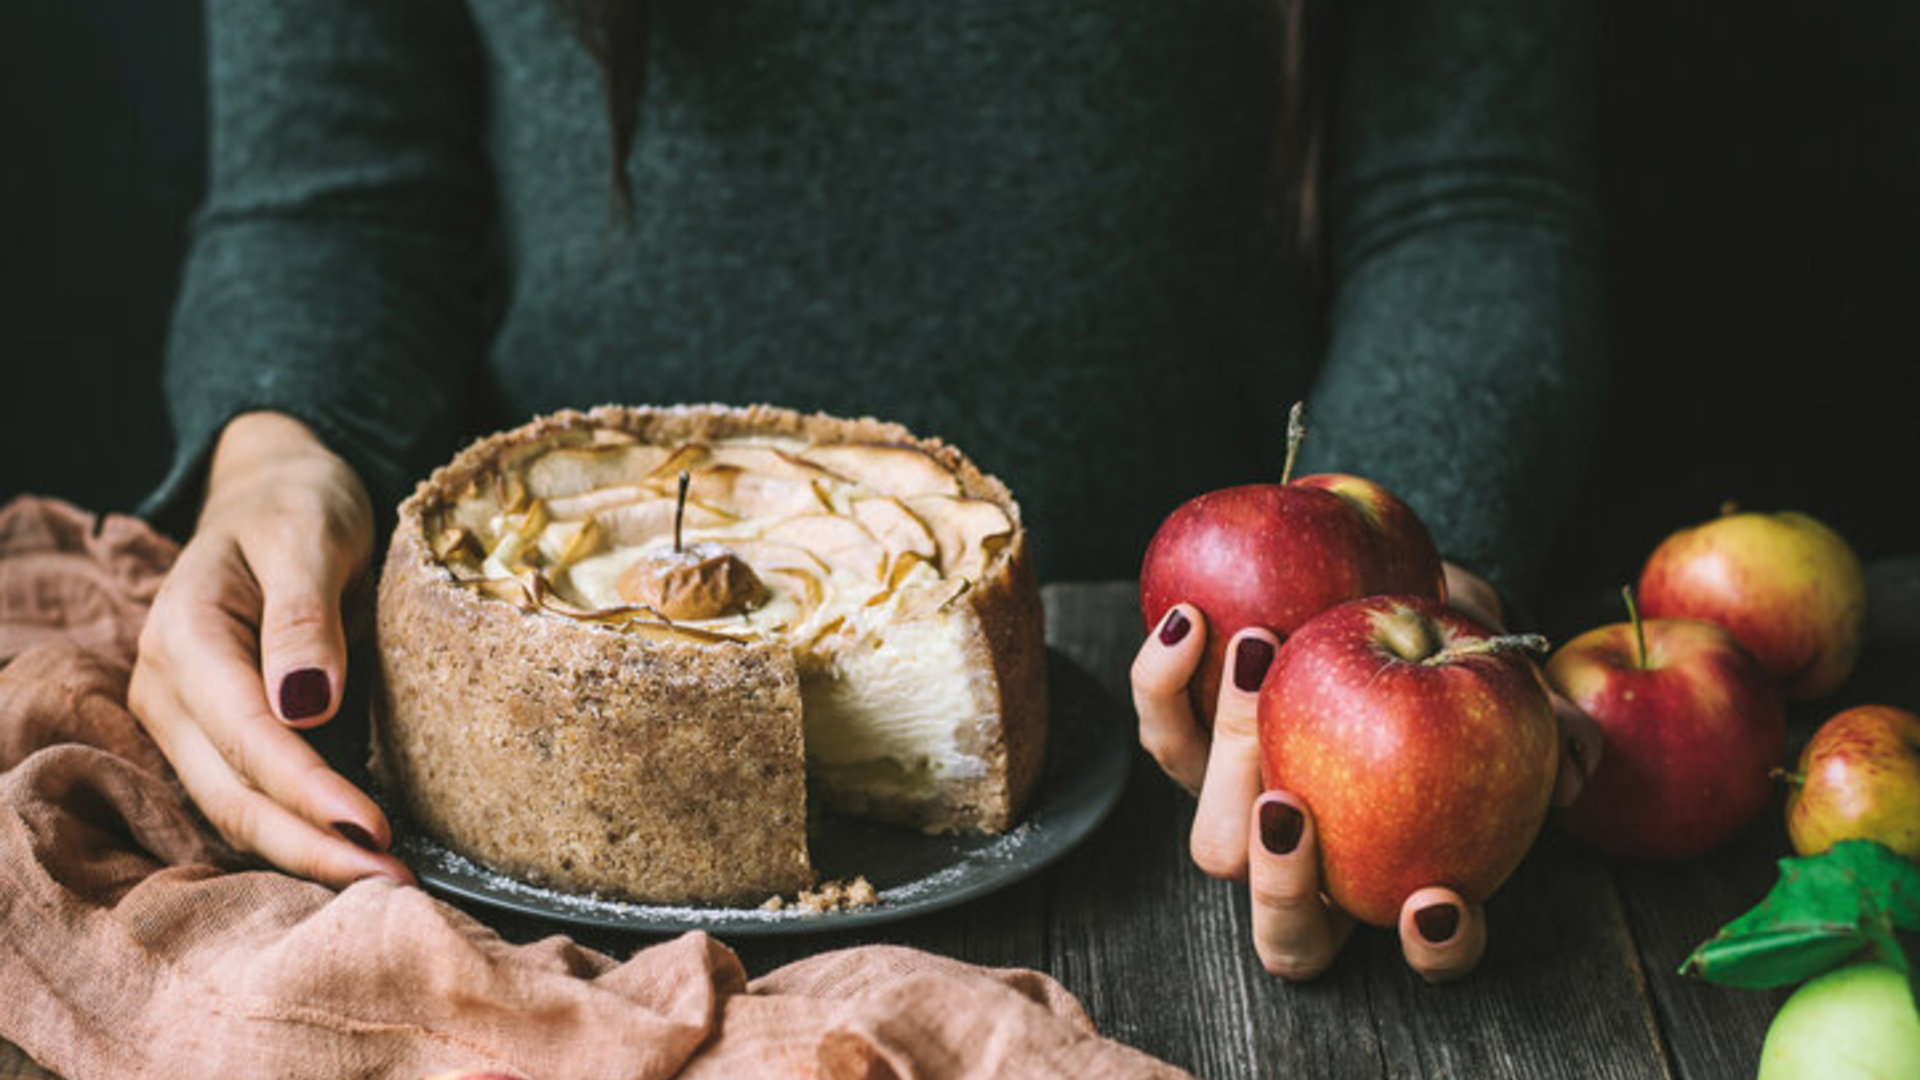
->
[1758,962,1920,1079]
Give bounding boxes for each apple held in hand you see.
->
[1258,595,1556,927]
[1783,704,1920,862]
[1757,962,1920,1080]
[1141,403,1445,722]
[1546,588,1786,862]
[1637,506,1865,700]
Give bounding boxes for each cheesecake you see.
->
[374,404,1047,906]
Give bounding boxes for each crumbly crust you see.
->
[375,404,1046,905]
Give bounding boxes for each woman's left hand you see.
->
[1131,562,1602,982]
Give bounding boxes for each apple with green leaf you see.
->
[1637,506,1866,700]
[1545,587,1786,862]
[1140,403,1445,723]
[1257,595,1557,927]
[1781,705,1920,863]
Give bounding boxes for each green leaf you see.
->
[1680,840,1920,991]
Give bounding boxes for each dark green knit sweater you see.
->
[150,0,1604,609]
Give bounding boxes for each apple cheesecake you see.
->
[373,404,1047,906]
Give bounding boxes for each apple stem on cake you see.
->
[675,469,689,552]
[615,469,772,621]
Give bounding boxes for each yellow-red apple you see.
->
[1782,704,1920,862]
[1637,508,1865,700]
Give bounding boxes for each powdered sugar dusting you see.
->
[398,816,1054,932]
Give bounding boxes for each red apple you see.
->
[1637,507,1865,700]
[1257,595,1556,927]
[1782,704,1920,862]
[1546,588,1786,862]
[1141,404,1445,722]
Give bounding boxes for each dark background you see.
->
[2,1,1913,602]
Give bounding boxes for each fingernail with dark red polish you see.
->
[335,822,381,853]
[279,668,330,721]
[1233,637,1275,693]
[1259,800,1304,856]
[1158,608,1192,647]
[1416,902,1461,944]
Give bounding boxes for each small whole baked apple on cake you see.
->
[374,404,1047,906]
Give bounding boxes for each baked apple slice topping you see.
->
[434,429,1015,654]
[423,420,1033,834]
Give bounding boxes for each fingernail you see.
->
[1415,902,1461,944]
[1259,800,1304,855]
[1158,608,1192,646]
[279,668,330,721]
[1233,637,1275,693]
[334,822,381,853]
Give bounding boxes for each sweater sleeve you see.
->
[141,0,496,536]
[1297,0,1607,620]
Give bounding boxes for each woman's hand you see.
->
[129,411,413,888]
[1130,563,1600,982]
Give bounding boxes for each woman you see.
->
[131,0,1605,982]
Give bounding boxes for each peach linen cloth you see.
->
[0,497,1190,1080]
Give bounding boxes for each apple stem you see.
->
[1769,767,1805,789]
[1377,611,1442,663]
[1424,632,1551,666]
[1719,499,1740,517]
[1622,584,1648,670]
[673,470,690,554]
[1281,401,1307,485]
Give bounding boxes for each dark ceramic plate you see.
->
[392,649,1129,936]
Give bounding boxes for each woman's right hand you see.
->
[129,411,414,888]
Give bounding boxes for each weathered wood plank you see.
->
[1042,582,1272,1079]
[1340,828,1672,1080]
[1611,817,1786,1080]
[1048,754,1279,1080]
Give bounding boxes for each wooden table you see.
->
[6,562,1916,1079]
